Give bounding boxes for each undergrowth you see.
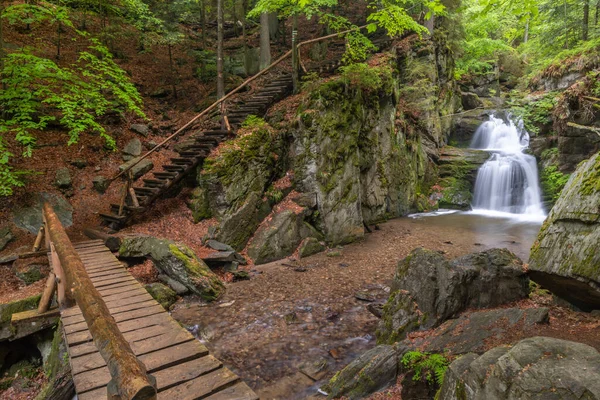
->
[401,351,450,387]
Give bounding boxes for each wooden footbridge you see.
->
[26,204,257,400]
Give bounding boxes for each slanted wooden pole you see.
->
[43,203,157,400]
[38,272,57,314]
[50,243,73,309]
[33,226,45,252]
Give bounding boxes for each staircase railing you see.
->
[39,203,157,400]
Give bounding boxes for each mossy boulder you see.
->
[188,187,212,223]
[298,237,326,258]
[119,236,224,301]
[529,152,600,311]
[438,337,600,400]
[0,295,41,340]
[322,344,405,400]
[216,192,272,251]
[145,283,177,310]
[15,264,47,285]
[377,248,529,344]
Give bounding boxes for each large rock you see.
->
[529,152,600,311]
[378,248,529,343]
[119,236,224,301]
[461,92,483,111]
[55,168,72,189]
[0,226,14,252]
[216,192,271,252]
[119,157,154,180]
[438,337,600,400]
[247,209,320,265]
[130,124,149,136]
[123,138,142,157]
[322,344,405,400]
[12,192,73,234]
[145,283,177,310]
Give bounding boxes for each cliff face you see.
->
[193,35,460,262]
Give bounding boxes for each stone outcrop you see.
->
[0,226,14,252]
[529,152,600,311]
[12,192,73,234]
[119,236,224,301]
[438,337,600,400]
[378,248,529,343]
[145,283,177,310]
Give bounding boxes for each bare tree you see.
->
[217,0,224,100]
[583,0,590,41]
[259,12,271,70]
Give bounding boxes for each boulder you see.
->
[378,248,529,343]
[145,283,177,310]
[123,138,142,157]
[298,237,326,258]
[247,209,320,265]
[92,176,110,194]
[0,226,14,252]
[158,274,189,295]
[202,251,246,266]
[188,187,212,223]
[119,236,224,301]
[0,295,41,340]
[216,192,271,252]
[12,192,73,234]
[460,92,483,111]
[322,344,405,400]
[529,152,600,311]
[69,159,88,169]
[55,168,72,189]
[119,157,154,180]
[130,124,149,136]
[205,240,234,252]
[438,337,600,400]
[15,263,47,285]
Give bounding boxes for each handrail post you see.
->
[43,203,157,400]
[292,27,299,93]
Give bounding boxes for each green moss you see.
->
[580,156,600,196]
[145,283,177,310]
[169,244,224,302]
[189,187,212,223]
[540,165,570,203]
[0,294,41,324]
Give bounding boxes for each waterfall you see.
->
[470,115,546,219]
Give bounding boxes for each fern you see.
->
[401,351,450,386]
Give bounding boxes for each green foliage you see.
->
[507,92,558,135]
[366,1,429,38]
[241,115,268,129]
[0,41,145,196]
[339,63,394,93]
[541,164,570,202]
[266,185,284,203]
[401,351,450,386]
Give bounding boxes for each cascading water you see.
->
[470,115,546,219]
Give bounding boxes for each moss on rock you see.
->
[145,283,177,310]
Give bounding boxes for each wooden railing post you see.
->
[43,203,157,400]
[37,272,57,314]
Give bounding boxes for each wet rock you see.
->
[202,251,247,266]
[157,274,189,295]
[145,282,177,310]
[0,226,15,252]
[205,239,235,252]
[410,307,549,355]
[247,210,320,265]
[12,193,73,234]
[438,337,600,400]
[119,157,154,180]
[130,123,149,136]
[122,138,142,157]
[378,248,529,344]
[69,159,88,169]
[298,237,326,258]
[461,91,483,111]
[119,236,224,301]
[529,152,600,311]
[322,344,405,399]
[300,359,330,381]
[92,176,110,194]
[55,168,72,189]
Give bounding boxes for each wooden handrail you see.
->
[110,25,369,184]
[43,203,157,400]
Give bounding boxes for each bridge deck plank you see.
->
[58,240,256,400]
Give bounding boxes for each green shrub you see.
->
[401,351,449,386]
[541,165,570,202]
[241,115,267,129]
[339,63,394,93]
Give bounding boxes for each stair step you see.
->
[99,213,128,223]
[170,157,195,165]
[153,171,178,179]
[203,130,229,136]
[110,204,146,213]
[179,151,207,158]
[134,187,160,196]
[143,178,168,187]
[163,164,186,172]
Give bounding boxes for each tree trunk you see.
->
[424,11,434,35]
[200,0,207,48]
[564,0,569,48]
[0,1,5,81]
[524,18,530,43]
[596,0,599,27]
[292,14,299,93]
[168,44,177,99]
[217,0,224,100]
[259,13,271,70]
[583,0,590,41]
[56,21,62,60]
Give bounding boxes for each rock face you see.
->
[0,227,14,252]
[438,337,600,400]
[119,236,224,301]
[378,248,529,343]
[529,152,600,311]
[12,192,73,234]
[298,237,326,258]
[461,92,483,111]
[323,344,405,400]
[122,138,142,159]
[145,283,177,310]
[247,209,321,265]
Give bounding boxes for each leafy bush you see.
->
[541,165,570,202]
[241,115,268,129]
[401,351,449,386]
[507,92,558,135]
[0,41,145,196]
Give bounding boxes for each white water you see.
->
[470,115,546,222]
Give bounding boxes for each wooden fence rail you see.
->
[42,203,157,400]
